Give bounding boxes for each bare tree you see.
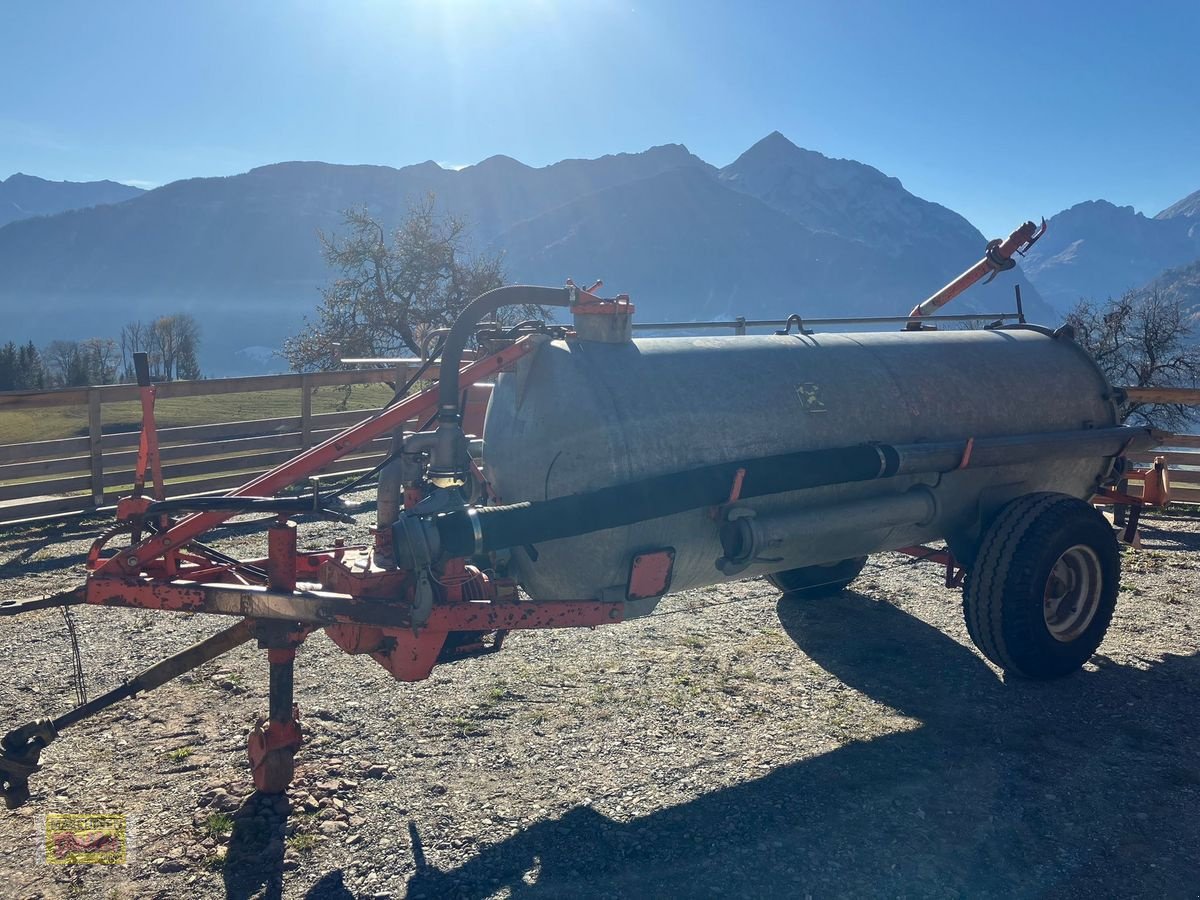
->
[44,340,85,386]
[80,337,119,384]
[120,320,150,380]
[283,197,535,371]
[149,314,201,380]
[1066,288,1200,430]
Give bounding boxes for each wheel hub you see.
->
[1043,544,1103,643]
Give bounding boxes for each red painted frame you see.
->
[94,340,539,580]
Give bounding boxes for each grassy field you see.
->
[0,383,396,446]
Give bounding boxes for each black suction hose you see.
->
[429,285,573,479]
[430,442,897,557]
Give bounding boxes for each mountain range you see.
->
[0,173,143,228]
[1,134,1197,375]
[1020,198,1200,311]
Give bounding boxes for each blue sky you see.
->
[2,0,1198,235]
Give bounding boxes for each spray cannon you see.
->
[0,231,1160,808]
[906,219,1046,326]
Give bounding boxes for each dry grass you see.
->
[0,384,394,445]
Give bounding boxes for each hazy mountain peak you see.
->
[1060,198,1142,219]
[1020,196,1200,310]
[469,154,531,173]
[246,160,403,177]
[718,131,969,254]
[1157,189,1200,220]
[726,132,899,188]
[0,172,144,228]
[612,142,704,167]
[4,171,139,190]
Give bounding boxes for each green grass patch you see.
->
[288,832,319,853]
[451,716,483,737]
[204,812,234,838]
[166,746,194,762]
[0,383,394,445]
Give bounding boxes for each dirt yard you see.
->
[0,502,1197,899]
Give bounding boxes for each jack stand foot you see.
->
[1,719,57,809]
[248,645,303,794]
[248,709,301,794]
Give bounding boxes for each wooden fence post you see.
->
[300,374,313,450]
[87,388,104,506]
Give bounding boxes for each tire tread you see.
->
[964,492,1118,678]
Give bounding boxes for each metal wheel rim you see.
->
[1043,544,1103,643]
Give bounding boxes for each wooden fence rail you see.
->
[0,364,492,525]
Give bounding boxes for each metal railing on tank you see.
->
[631,311,1024,336]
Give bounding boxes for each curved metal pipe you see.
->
[429,284,572,479]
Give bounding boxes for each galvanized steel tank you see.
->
[482,328,1118,604]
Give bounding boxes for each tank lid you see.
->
[568,279,635,343]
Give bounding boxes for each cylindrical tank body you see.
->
[482,328,1118,603]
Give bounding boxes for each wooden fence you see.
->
[0,365,491,525]
[1117,387,1200,504]
[0,379,1198,527]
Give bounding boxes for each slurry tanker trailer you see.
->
[0,220,1157,806]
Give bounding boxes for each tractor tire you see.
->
[964,492,1119,679]
[767,556,868,599]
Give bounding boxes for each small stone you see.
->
[345,834,361,845]
[317,807,337,821]
[341,780,359,791]
[157,859,187,873]
[318,820,345,836]
[204,788,229,807]
[366,764,389,778]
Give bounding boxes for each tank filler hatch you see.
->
[569,279,635,343]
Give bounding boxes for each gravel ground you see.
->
[0,501,1198,899]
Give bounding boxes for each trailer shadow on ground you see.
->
[388,591,1200,899]
[1134,518,1200,552]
